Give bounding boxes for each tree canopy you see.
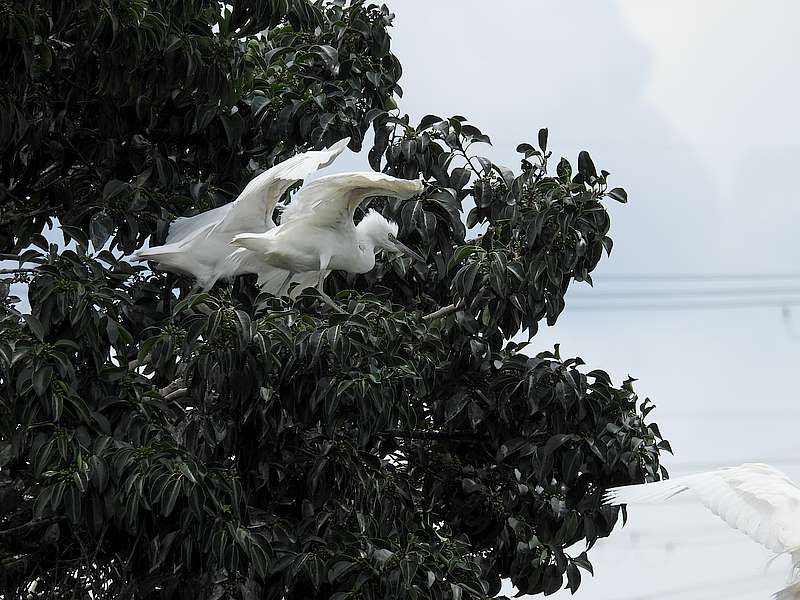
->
[0,1,669,599]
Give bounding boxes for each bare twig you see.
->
[159,380,183,397]
[0,517,64,539]
[0,554,28,571]
[71,530,91,600]
[0,253,46,264]
[64,138,104,181]
[125,528,143,572]
[0,268,36,275]
[459,150,485,178]
[422,302,460,321]
[127,354,151,370]
[91,524,108,566]
[379,430,486,441]
[1,206,52,222]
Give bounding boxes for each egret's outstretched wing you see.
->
[213,137,351,233]
[165,204,228,246]
[280,171,423,227]
[604,463,800,554]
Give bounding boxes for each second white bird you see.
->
[605,463,800,599]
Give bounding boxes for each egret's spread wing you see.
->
[605,463,800,554]
[165,204,229,245]
[215,137,350,233]
[281,171,423,227]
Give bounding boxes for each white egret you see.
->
[604,463,800,599]
[230,171,425,300]
[133,138,351,289]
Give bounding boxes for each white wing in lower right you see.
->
[604,463,800,555]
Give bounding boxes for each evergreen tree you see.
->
[0,1,668,598]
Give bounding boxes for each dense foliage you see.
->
[0,1,669,599]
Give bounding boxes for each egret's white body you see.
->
[133,138,350,289]
[231,171,424,297]
[605,463,800,599]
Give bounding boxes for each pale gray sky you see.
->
[382,1,800,598]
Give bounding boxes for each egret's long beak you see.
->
[387,234,424,262]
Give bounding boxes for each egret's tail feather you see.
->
[255,267,288,295]
[603,476,698,505]
[133,246,217,289]
[286,271,322,298]
[133,245,187,268]
[256,268,319,299]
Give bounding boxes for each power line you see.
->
[615,533,764,550]
[596,272,800,282]
[570,286,800,299]
[659,412,800,418]
[568,298,800,311]
[665,457,800,472]
[590,570,779,600]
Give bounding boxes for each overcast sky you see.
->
[6,2,798,597]
[383,1,800,598]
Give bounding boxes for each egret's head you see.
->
[357,210,423,261]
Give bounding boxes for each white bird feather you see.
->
[604,463,800,599]
[133,137,350,289]
[231,172,424,298]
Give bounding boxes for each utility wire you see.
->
[568,298,800,311]
[590,570,778,600]
[665,457,800,471]
[596,272,800,281]
[570,286,800,299]
[614,533,766,550]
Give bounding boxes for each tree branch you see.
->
[422,302,461,321]
[0,253,46,264]
[0,517,64,539]
[0,554,29,571]
[2,206,53,222]
[160,381,184,397]
[127,354,151,370]
[379,429,485,441]
[0,268,36,275]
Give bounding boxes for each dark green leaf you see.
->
[608,187,628,203]
[538,128,548,151]
[89,211,115,250]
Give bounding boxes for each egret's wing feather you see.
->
[132,243,215,287]
[286,271,324,298]
[605,463,800,554]
[230,231,276,255]
[775,581,800,600]
[216,138,350,233]
[281,171,423,227]
[255,268,320,298]
[165,204,230,245]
